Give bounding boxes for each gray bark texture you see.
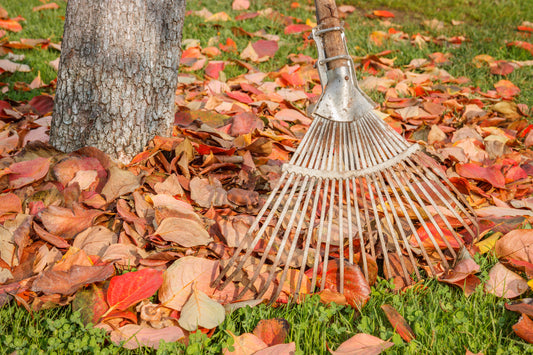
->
[50,0,186,164]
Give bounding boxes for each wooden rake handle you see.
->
[314,0,347,69]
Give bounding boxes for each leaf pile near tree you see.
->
[1,1,533,352]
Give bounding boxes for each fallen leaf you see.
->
[232,0,250,11]
[254,342,296,355]
[0,19,22,32]
[190,177,229,208]
[72,284,108,325]
[484,263,529,298]
[178,287,225,331]
[253,318,290,346]
[320,261,371,309]
[72,226,117,257]
[106,268,163,313]
[110,324,185,349]
[284,24,312,34]
[0,59,30,72]
[381,304,415,342]
[331,333,394,354]
[153,217,212,247]
[0,193,22,218]
[101,166,141,202]
[7,157,50,189]
[494,79,520,98]
[475,232,502,254]
[224,331,268,355]
[41,205,104,239]
[507,41,533,56]
[439,255,481,296]
[505,299,533,318]
[373,10,395,18]
[159,256,219,311]
[33,3,60,11]
[455,163,506,189]
[512,314,533,344]
[494,229,533,263]
[409,223,461,250]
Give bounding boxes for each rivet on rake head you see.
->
[345,76,349,80]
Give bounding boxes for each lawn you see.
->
[1,0,533,354]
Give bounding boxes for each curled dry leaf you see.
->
[159,256,219,311]
[223,331,268,355]
[381,304,416,342]
[505,298,533,318]
[252,318,290,346]
[178,288,225,331]
[7,157,50,189]
[153,217,212,247]
[110,324,186,349]
[330,333,394,355]
[484,263,529,298]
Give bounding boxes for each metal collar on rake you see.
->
[311,24,376,122]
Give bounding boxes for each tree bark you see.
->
[50,0,186,164]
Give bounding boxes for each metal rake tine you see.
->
[263,177,318,302]
[412,152,479,236]
[342,123,355,265]
[395,164,452,269]
[337,124,346,293]
[213,170,291,288]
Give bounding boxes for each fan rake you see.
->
[212,0,478,303]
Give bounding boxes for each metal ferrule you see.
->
[311,24,376,122]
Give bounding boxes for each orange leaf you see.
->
[106,268,163,312]
[284,24,312,34]
[381,304,416,342]
[409,222,461,250]
[512,314,533,343]
[33,3,60,11]
[318,260,371,309]
[40,204,104,239]
[205,61,225,79]
[373,10,395,18]
[331,333,394,354]
[252,318,290,346]
[494,79,521,98]
[507,41,533,55]
[224,331,267,354]
[0,19,22,32]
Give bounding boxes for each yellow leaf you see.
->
[178,288,225,331]
[475,232,502,254]
[528,279,533,291]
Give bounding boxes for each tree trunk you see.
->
[50,0,186,164]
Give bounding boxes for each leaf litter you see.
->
[1,1,533,351]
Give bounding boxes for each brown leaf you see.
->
[190,177,229,208]
[229,112,265,136]
[484,263,528,298]
[227,188,259,207]
[381,304,416,342]
[159,256,219,311]
[40,204,104,239]
[495,229,533,263]
[153,217,212,247]
[101,166,141,202]
[31,262,114,295]
[0,193,22,218]
[33,222,70,249]
[72,226,117,256]
[330,333,394,354]
[505,298,533,318]
[512,314,533,344]
[253,318,290,346]
[439,252,481,296]
[32,3,60,11]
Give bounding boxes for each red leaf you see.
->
[106,268,163,312]
[409,222,461,250]
[284,24,312,34]
[28,95,54,115]
[373,10,395,18]
[196,144,236,156]
[205,61,225,79]
[226,91,253,104]
[73,284,109,325]
[507,41,533,55]
[512,314,533,343]
[506,299,533,318]
[252,40,278,59]
[517,26,533,33]
[381,304,416,342]
[455,163,506,188]
[253,318,290,346]
[319,260,371,308]
[7,157,50,189]
[281,71,305,87]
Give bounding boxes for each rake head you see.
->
[212,24,478,303]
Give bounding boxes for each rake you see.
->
[212,0,478,302]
